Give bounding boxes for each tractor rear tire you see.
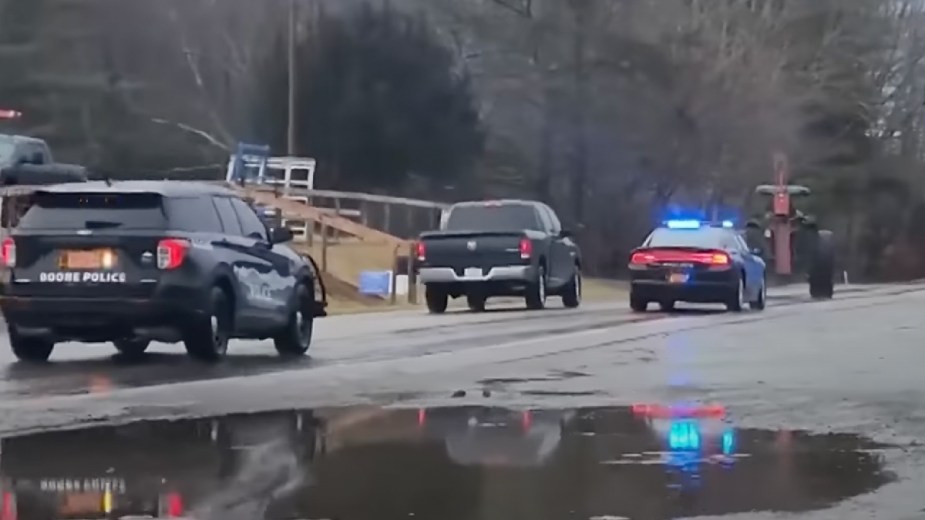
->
[808,230,835,300]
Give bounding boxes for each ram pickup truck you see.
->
[0,133,88,185]
[416,199,582,313]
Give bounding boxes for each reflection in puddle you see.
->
[0,406,894,520]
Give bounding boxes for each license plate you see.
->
[464,267,482,278]
[60,493,103,515]
[60,250,109,269]
[668,273,689,284]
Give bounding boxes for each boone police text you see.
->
[38,272,127,283]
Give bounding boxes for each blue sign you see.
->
[227,142,271,183]
[358,271,392,296]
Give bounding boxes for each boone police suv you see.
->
[0,181,326,363]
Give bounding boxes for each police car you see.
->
[628,219,766,312]
[0,181,326,362]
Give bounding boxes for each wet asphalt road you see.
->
[0,283,924,518]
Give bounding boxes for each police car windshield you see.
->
[18,192,167,230]
[645,227,727,249]
[445,204,541,231]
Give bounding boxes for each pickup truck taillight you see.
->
[1,237,15,267]
[415,241,426,262]
[519,237,532,259]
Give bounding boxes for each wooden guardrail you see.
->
[237,184,449,240]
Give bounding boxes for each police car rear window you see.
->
[645,228,727,249]
[18,192,168,230]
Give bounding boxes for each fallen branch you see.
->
[150,118,231,151]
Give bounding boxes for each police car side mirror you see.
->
[559,229,573,238]
[269,227,293,244]
[750,247,764,257]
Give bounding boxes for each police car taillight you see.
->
[1,237,15,268]
[157,238,190,270]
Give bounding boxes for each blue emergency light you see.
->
[665,219,702,230]
[665,219,734,230]
[668,420,701,450]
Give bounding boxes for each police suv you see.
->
[0,181,326,362]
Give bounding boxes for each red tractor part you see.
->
[754,153,811,277]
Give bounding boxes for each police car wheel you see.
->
[629,293,648,312]
[9,325,54,363]
[750,277,767,310]
[113,338,150,359]
[274,283,314,356]
[184,287,231,362]
[726,275,745,312]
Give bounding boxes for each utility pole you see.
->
[287,0,297,156]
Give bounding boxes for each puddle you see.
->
[0,406,894,519]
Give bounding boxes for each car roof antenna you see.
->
[102,175,112,187]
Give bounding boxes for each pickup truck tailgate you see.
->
[421,232,525,271]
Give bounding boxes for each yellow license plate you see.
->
[60,250,112,269]
[668,273,689,283]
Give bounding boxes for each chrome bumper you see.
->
[419,266,534,283]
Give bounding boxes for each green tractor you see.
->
[743,184,836,299]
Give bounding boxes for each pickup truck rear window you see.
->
[445,204,542,231]
[18,192,168,230]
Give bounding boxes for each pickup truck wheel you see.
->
[425,285,449,314]
[525,266,547,310]
[561,268,581,308]
[9,326,54,363]
[274,283,314,356]
[466,294,487,312]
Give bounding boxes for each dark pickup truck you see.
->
[0,133,88,186]
[416,199,582,313]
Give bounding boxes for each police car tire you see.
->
[726,275,745,312]
[184,287,231,362]
[750,277,767,310]
[113,339,150,359]
[274,282,314,356]
[630,293,647,312]
[9,326,54,363]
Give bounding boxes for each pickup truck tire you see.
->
[525,265,547,310]
[561,268,581,308]
[466,294,487,312]
[426,285,449,314]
